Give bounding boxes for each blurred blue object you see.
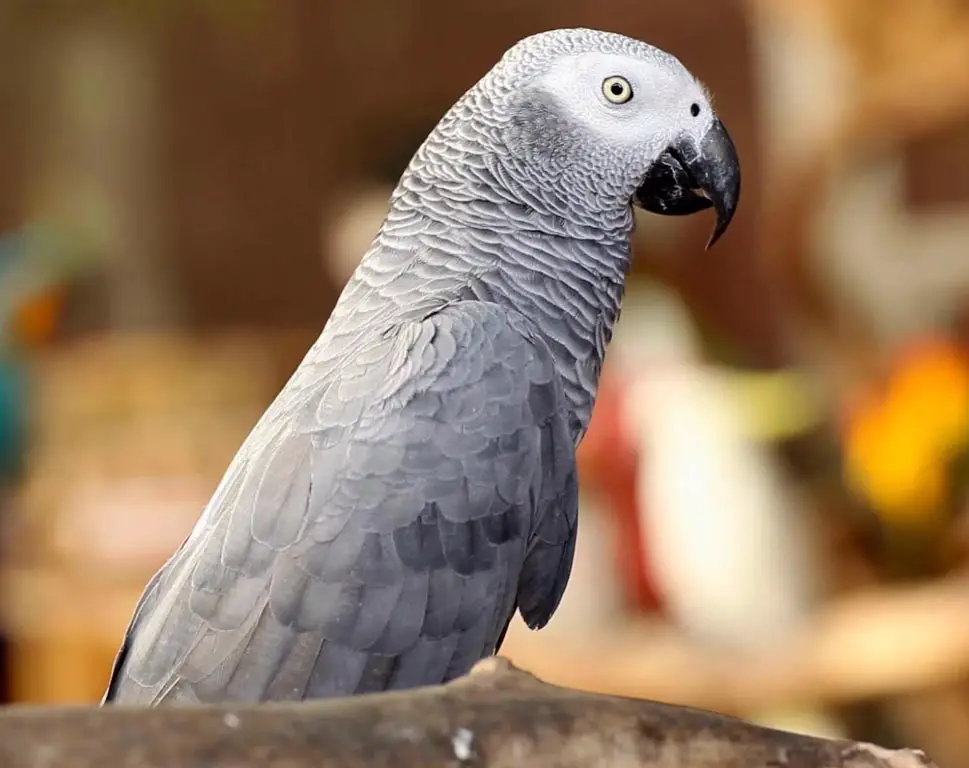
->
[0,357,26,479]
[0,220,91,480]
[0,227,37,480]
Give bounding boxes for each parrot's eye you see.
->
[602,76,633,105]
[690,102,700,117]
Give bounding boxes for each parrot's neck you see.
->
[338,186,632,442]
[470,220,630,440]
[325,124,639,441]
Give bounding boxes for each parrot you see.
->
[102,27,740,705]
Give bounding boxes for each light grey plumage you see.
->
[103,27,740,705]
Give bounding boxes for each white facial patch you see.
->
[534,51,712,162]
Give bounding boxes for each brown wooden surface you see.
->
[0,658,938,768]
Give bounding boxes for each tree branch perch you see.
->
[0,658,936,768]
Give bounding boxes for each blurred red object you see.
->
[578,368,664,614]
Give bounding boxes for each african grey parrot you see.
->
[103,27,740,705]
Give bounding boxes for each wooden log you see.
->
[0,658,936,768]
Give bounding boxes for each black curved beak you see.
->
[634,118,741,249]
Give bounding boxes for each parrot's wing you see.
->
[105,300,578,704]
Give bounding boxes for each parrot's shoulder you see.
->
[275,298,559,421]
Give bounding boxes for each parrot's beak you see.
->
[634,117,741,249]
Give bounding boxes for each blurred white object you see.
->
[617,284,821,655]
[322,185,393,286]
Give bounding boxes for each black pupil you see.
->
[610,82,625,96]
[690,102,700,117]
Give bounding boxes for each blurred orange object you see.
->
[11,288,64,347]
[844,335,969,521]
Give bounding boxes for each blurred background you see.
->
[1,0,969,762]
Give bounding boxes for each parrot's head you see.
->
[474,28,741,247]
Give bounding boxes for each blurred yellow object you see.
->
[890,340,969,451]
[844,338,969,522]
[846,402,945,518]
[716,367,824,442]
[11,288,64,347]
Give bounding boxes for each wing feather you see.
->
[103,300,579,704]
